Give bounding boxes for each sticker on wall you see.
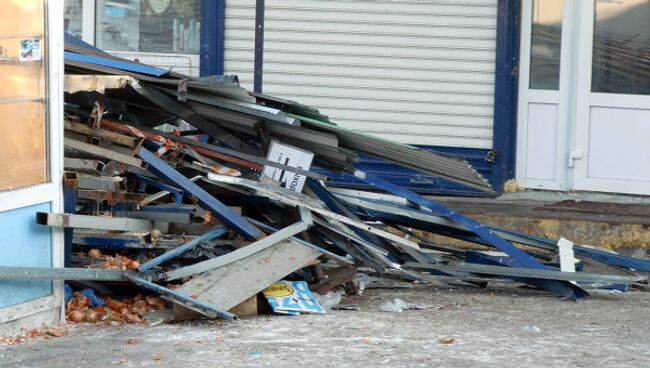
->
[20,39,41,61]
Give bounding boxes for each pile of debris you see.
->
[4,37,649,324]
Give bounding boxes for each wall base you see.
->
[0,307,61,337]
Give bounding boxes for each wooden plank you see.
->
[174,239,321,314]
[229,295,258,316]
[310,266,358,294]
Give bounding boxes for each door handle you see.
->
[568,149,583,168]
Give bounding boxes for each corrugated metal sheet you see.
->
[224,0,498,149]
[314,147,494,196]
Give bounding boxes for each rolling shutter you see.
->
[224,0,497,149]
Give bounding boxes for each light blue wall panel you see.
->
[0,202,53,308]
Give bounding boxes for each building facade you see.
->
[0,1,65,335]
[517,0,650,196]
[63,0,650,196]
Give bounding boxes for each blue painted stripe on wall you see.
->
[0,202,53,309]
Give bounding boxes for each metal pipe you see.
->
[0,267,129,281]
[254,0,265,93]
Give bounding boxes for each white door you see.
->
[516,0,573,190]
[572,0,650,195]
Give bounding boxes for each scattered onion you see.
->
[88,249,102,258]
[127,260,141,270]
[85,310,99,323]
[68,310,84,323]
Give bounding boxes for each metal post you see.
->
[253,0,265,93]
[0,267,129,281]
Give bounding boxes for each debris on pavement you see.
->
[521,325,542,334]
[1,37,649,330]
[313,291,343,310]
[66,292,164,324]
[379,298,426,313]
[0,326,68,346]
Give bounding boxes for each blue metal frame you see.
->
[490,0,520,193]
[317,147,494,196]
[63,187,77,268]
[137,147,264,240]
[200,0,226,76]
[65,51,169,76]
[494,227,650,273]
[138,226,228,272]
[129,174,185,205]
[126,274,236,320]
[356,172,588,299]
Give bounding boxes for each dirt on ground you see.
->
[2,283,650,368]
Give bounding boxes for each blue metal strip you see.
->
[65,32,109,55]
[316,147,495,196]
[306,179,377,245]
[465,251,597,296]
[63,187,77,268]
[358,173,542,267]
[64,51,168,77]
[491,0,520,193]
[356,172,588,299]
[354,195,650,273]
[137,148,264,240]
[200,0,225,76]
[126,274,236,320]
[73,236,150,249]
[138,226,228,272]
[493,227,650,272]
[129,174,184,205]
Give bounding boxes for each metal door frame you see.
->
[0,1,65,326]
[515,0,577,191]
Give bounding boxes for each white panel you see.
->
[587,107,650,181]
[525,103,559,181]
[224,0,498,148]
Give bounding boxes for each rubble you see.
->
[2,37,649,326]
[0,326,68,346]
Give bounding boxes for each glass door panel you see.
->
[572,0,650,194]
[0,0,47,191]
[516,0,570,190]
